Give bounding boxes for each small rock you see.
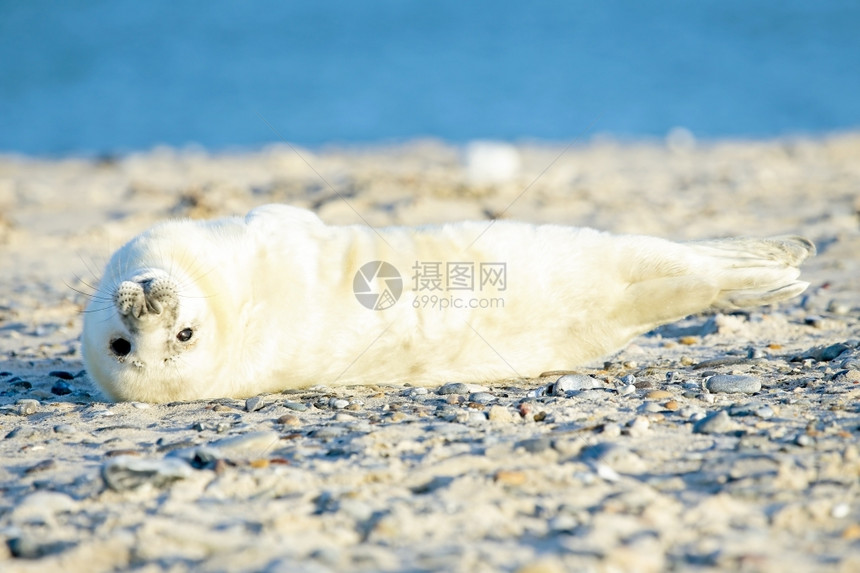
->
[620,374,636,385]
[310,426,346,439]
[469,392,496,404]
[276,414,301,426]
[664,400,680,411]
[693,410,734,434]
[638,402,663,413]
[832,503,850,519]
[619,384,636,395]
[411,475,455,494]
[389,411,408,422]
[487,405,514,423]
[795,434,814,447]
[705,375,761,394]
[581,442,645,473]
[552,374,603,394]
[438,382,470,395]
[53,424,77,435]
[517,437,552,453]
[526,386,548,398]
[646,390,672,400]
[748,347,766,359]
[15,399,40,416]
[131,402,150,409]
[102,456,192,491]
[331,399,349,409]
[245,396,266,412]
[602,423,622,438]
[11,491,77,524]
[821,343,851,361]
[494,470,527,486]
[49,370,74,380]
[6,426,37,439]
[755,405,775,418]
[693,356,749,370]
[626,416,650,437]
[209,431,280,458]
[24,459,56,474]
[282,400,307,412]
[834,370,860,383]
[50,380,73,395]
[595,463,621,482]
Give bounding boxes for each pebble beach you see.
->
[1,134,859,572]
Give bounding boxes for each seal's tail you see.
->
[688,235,816,310]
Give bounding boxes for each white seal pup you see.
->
[81,204,814,403]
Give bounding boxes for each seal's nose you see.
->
[115,277,178,320]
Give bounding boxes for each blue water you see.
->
[1,0,859,155]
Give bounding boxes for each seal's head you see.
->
[81,264,221,403]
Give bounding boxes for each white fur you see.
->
[82,205,813,402]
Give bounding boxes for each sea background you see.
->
[1,0,859,156]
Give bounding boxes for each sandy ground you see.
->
[0,134,859,572]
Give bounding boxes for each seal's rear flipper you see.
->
[689,235,816,311]
[616,235,815,331]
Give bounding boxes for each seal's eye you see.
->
[177,328,193,343]
[110,338,131,357]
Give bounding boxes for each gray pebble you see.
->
[245,396,266,412]
[330,398,350,409]
[705,374,761,394]
[53,424,77,435]
[693,410,734,434]
[517,437,552,453]
[553,374,603,394]
[821,343,850,361]
[411,475,455,494]
[580,442,644,473]
[311,426,347,440]
[468,392,496,404]
[748,347,766,359]
[102,456,192,491]
[755,405,775,419]
[833,370,860,383]
[50,380,73,396]
[435,405,461,421]
[438,382,470,395]
[620,374,636,385]
[282,400,307,412]
[6,426,38,439]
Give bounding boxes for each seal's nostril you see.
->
[110,338,131,357]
